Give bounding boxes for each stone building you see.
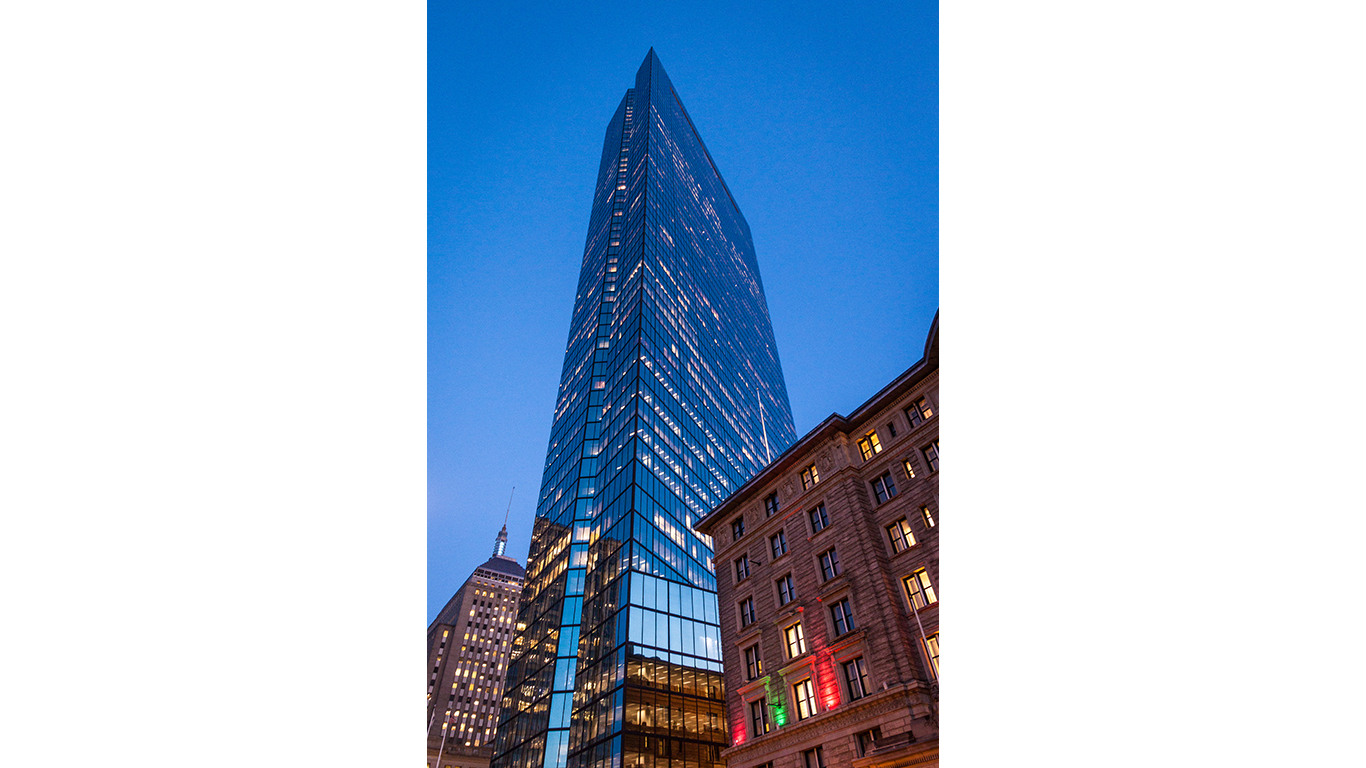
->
[695,315,939,768]
[428,526,527,768]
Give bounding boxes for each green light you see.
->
[771,703,787,727]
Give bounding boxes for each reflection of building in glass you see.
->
[491,50,797,768]
[696,316,939,768]
[428,526,527,768]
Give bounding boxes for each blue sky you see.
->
[429,2,938,620]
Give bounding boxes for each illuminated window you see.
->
[887,518,916,553]
[871,471,898,504]
[924,632,940,677]
[735,555,750,582]
[903,458,917,479]
[904,569,938,610]
[830,598,855,636]
[793,678,817,720]
[744,643,764,680]
[858,431,882,461]
[750,698,771,735]
[800,464,820,490]
[739,597,756,627]
[777,574,795,605]
[808,504,829,533]
[785,622,807,658]
[818,548,841,581]
[802,745,827,768]
[923,440,939,472]
[764,492,780,517]
[731,516,746,541]
[906,397,934,428]
[770,530,787,559]
[921,505,935,528]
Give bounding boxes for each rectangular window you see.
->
[750,698,771,735]
[785,622,807,658]
[793,678,817,720]
[886,421,898,438]
[906,397,934,427]
[777,574,795,605]
[903,458,916,479]
[844,656,870,700]
[925,632,940,678]
[802,746,827,768]
[800,464,820,490]
[739,597,756,627]
[924,440,939,472]
[744,643,764,680]
[809,504,829,533]
[735,555,750,582]
[830,598,855,636]
[856,727,883,757]
[857,431,882,461]
[871,471,898,504]
[764,492,780,517]
[887,518,916,553]
[770,530,787,559]
[819,548,841,581]
[921,505,936,528]
[731,516,745,541]
[904,568,938,610]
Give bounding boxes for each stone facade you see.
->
[696,316,939,768]
[429,527,527,768]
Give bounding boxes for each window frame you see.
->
[887,517,916,553]
[735,554,750,583]
[844,656,871,701]
[801,745,827,768]
[739,596,756,628]
[749,697,771,736]
[818,547,842,582]
[744,643,764,680]
[770,529,787,560]
[924,632,940,678]
[800,463,820,490]
[784,621,807,659]
[776,573,795,605]
[857,430,883,461]
[808,503,830,534]
[903,568,938,610]
[792,677,817,720]
[871,470,898,504]
[923,440,939,472]
[830,597,855,636]
[731,516,746,541]
[921,505,935,529]
[763,492,780,517]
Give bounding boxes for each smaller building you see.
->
[428,526,526,768]
[695,315,939,768]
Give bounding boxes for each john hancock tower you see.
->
[491,51,798,768]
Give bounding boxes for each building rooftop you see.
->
[475,554,526,580]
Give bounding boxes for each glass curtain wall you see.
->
[491,50,797,768]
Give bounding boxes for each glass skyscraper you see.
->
[491,50,797,768]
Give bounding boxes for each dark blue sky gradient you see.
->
[429,2,938,620]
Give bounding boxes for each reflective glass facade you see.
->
[491,51,797,768]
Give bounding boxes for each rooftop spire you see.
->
[493,523,508,558]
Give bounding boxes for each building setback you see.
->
[695,316,939,768]
[492,50,798,768]
[429,526,527,768]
